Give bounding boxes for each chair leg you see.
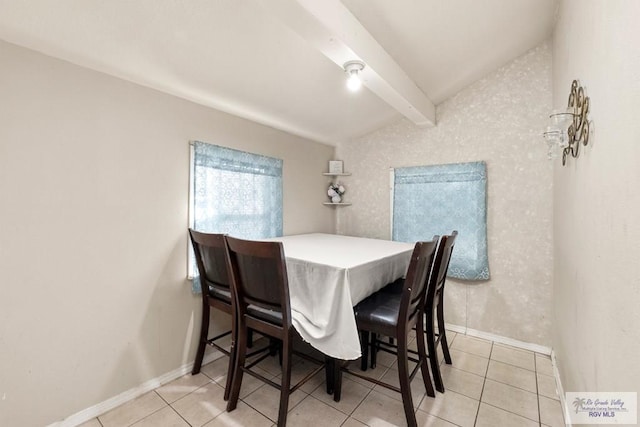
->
[437,298,452,364]
[333,358,343,402]
[426,309,444,393]
[223,331,236,401]
[360,330,370,371]
[277,337,293,427]
[415,314,435,398]
[247,328,254,348]
[277,341,283,366]
[397,336,418,427]
[224,300,238,401]
[226,320,247,412]
[192,303,210,375]
[370,333,378,369]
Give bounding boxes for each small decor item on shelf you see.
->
[329,160,344,174]
[328,183,346,203]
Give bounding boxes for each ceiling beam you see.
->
[264,0,436,127]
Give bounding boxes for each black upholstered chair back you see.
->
[225,236,326,427]
[187,229,237,399]
[189,230,231,295]
[225,236,291,328]
[399,239,439,330]
[423,230,458,394]
[431,231,457,296]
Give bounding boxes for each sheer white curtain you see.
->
[189,141,283,292]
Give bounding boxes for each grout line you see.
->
[125,394,170,427]
[343,363,395,420]
[482,343,543,425]
[473,341,494,426]
[341,376,375,418]
[303,393,353,419]
[154,388,171,406]
[350,385,375,421]
[340,371,377,424]
[480,401,542,425]
[241,399,278,424]
[240,386,281,425]
[488,357,536,373]
[535,355,542,427]
[166,404,192,427]
[483,375,539,395]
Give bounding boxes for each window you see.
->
[391,161,489,280]
[188,141,283,291]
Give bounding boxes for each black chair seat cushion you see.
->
[208,285,232,303]
[207,284,282,325]
[354,281,403,337]
[247,305,283,326]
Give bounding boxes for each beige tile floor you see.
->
[79,332,566,427]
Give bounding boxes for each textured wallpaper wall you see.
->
[336,42,553,346]
[552,0,640,406]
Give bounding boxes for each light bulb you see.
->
[347,72,362,91]
[343,60,365,92]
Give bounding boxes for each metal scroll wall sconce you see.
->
[543,80,592,166]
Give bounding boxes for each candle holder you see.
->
[543,80,591,165]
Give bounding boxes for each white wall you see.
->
[0,40,334,427]
[552,0,640,414]
[337,43,553,346]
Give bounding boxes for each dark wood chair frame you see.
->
[424,231,457,392]
[189,229,266,400]
[189,230,236,400]
[225,236,327,427]
[334,239,439,427]
[368,231,458,394]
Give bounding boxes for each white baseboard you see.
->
[47,350,225,427]
[551,350,571,426]
[445,322,552,355]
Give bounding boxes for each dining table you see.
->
[267,233,414,360]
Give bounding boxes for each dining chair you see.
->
[225,236,326,427]
[188,229,236,400]
[334,238,439,427]
[370,231,458,394]
[424,231,457,392]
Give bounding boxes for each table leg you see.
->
[333,358,343,402]
[325,356,335,394]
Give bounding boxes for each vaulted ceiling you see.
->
[0,0,558,145]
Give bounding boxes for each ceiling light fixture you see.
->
[343,60,365,91]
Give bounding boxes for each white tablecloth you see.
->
[268,233,414,360]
